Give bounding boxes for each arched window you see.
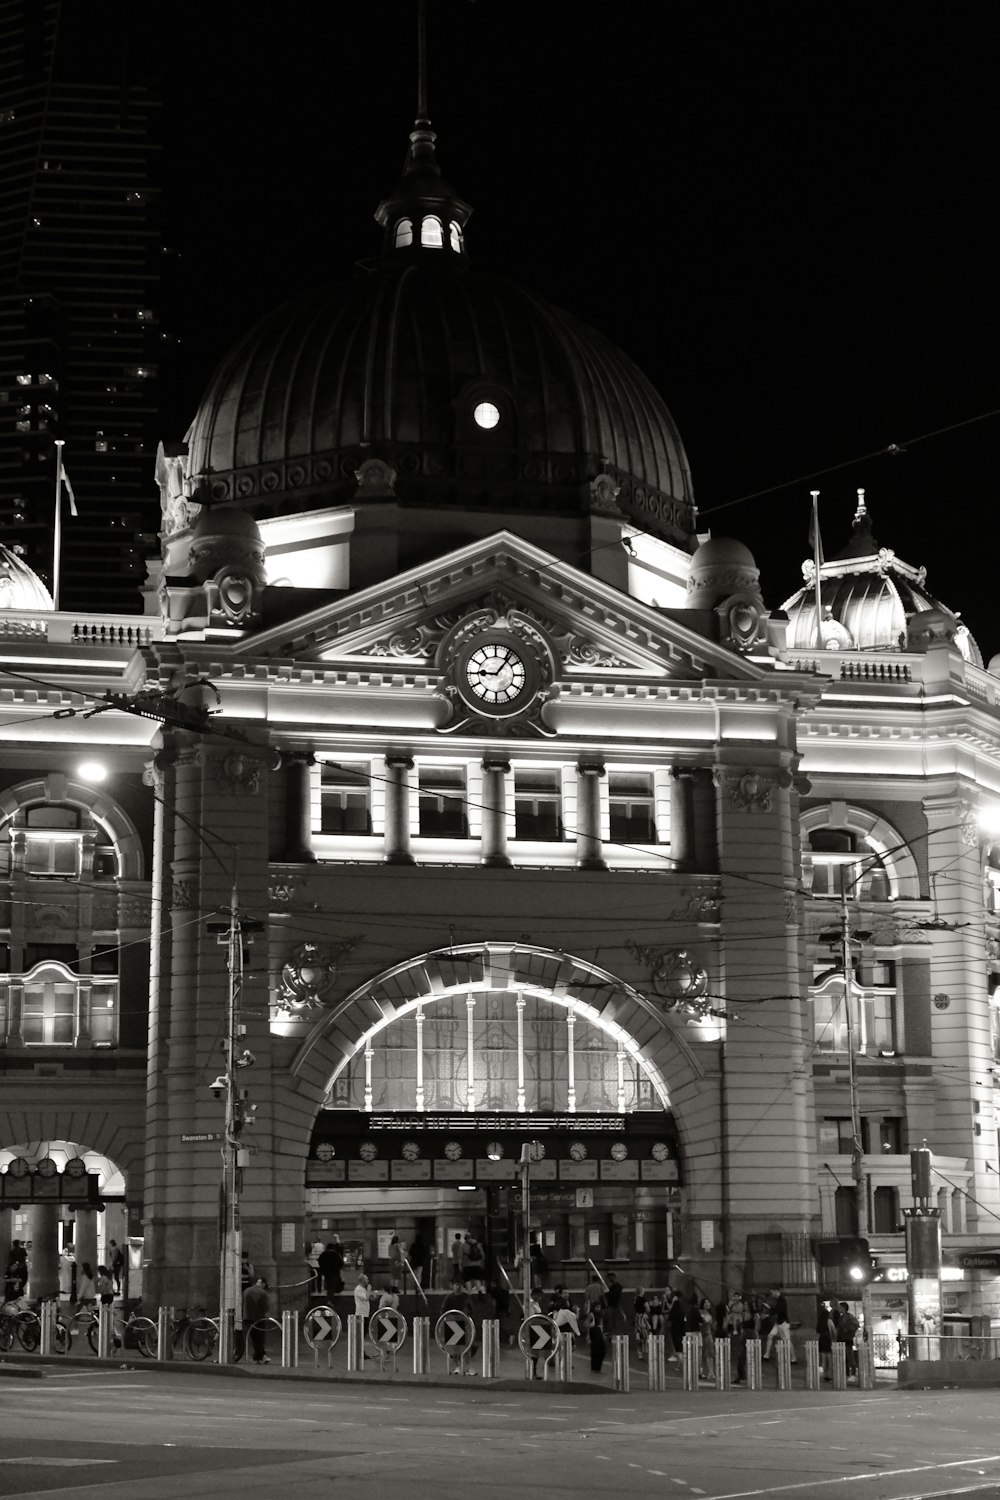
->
[420,215,443,249]
[800,806,919,901]
[449,220,463,253]
[394,218,413,248]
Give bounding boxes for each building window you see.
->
[812,963,899,1054]
[420,215,443,249]
[418,766,468,837]
[320,762,371,835]
[24,834,80,877]
[449,220,463,253]
[872,1186,899,1234]
[473,401,501,430]
[513,769,562,841]
[90,982,119,1046]
[608,771,656,845]
[394,218,413,248]
[21,968,76,1045]
[877,1117,903,1153]
[834,1184,858,1235]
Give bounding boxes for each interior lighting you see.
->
[77,760,107,783]
[473,402,501,430]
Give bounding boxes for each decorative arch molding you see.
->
[290,941,712,1140]
[800,803,920,900]
[0,775,144,881]
[0,1116,145,1199]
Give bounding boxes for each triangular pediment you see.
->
[232,531,768,683]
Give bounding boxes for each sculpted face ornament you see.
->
[279,941,353,1013]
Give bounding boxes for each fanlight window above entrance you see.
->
[324,989,662,1115]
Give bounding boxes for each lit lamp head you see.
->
[77,760,108,784]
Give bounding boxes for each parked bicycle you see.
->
[0,1299,69,1354]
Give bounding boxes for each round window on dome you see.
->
[473,401,501,431]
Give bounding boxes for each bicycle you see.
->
[78,1305,158,1357]
[0,1300,69,1354]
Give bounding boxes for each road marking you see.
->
[704,1452,1000,1500]
[0,1458,117,1468]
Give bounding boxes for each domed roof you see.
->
[0,543,54,611]
[686,535,761,609]
[782,491,983,665]
[183,120,694,549]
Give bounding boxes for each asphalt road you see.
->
[1,1366,1000,1500]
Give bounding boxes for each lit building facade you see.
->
[2,109,1000,1334]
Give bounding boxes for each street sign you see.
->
[302,1305,342,1349]
[434,1309,474,1354]
[518,1314,560,1359]
[369,1307,407,1350]
[180,1133,222,1143]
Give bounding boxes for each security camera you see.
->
[209,1074,227,1099]
[237,1049,256,1068]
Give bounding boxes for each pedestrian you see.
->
[4,1241,27,1301]
[837,1301,860,1378]
[586,1286,607,1373]
[697,1296,715,1382]
[109,1239,125,1294]
[354,1273,372,1321]
[243,1276,270,1363]
[462,1233,486,1283]
[318,1239,344,1300]
[96,1265,114,1306]
[633,1287,650,1357]
[817,1299,836,1380]
[528,1236,548,1291]
[764,1286,795,1362]
[668,1290,686,1362]
[378,1283,400,1311]
[549,1284,581,1338]
[408,1232,428,1289]
[76,1261,97,1311]
[605,1273,625,1335]
[647,1288,664,1337]
[388,1234,404,1282]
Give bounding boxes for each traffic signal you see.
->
[840,1237,874,1285]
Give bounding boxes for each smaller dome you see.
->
[686,536,761,609]
[191,505,263,542]
[0,544,54,611]
[188,505,265,587]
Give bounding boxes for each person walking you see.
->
[449,1233,464,1285]
[462,1234,486,1284]
[817,1299,836,1380]
[387,1234,405,1283]
[837,1301,860,1378]
[764,1286,795,1362]
[604,1273,625,1336]
[75,1261,97,1312]
[243,1276,271,1363]
[667,1290,686,1363]
[586,1286,607,1373]
[96,1265,114,1307]
[109,1239,125,1295]
[318,1239,344,1300]
[353,1273,372,1321]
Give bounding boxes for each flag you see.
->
[60,461,78,517]
[808,490,823,568]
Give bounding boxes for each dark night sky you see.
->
[146,3,999,655]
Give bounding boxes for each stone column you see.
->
[284,754,316,862]
[575,763,606,870]
[74,1207,98,1277]
[670,769,696,871]
[28,1203,61,1299]
[692,768,719,874]
[480,758,511,868]
[383,755,415,865]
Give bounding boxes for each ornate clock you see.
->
[455,632,537,717]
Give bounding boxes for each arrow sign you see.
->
[369,1309,406,1350]
[434,1309,474,1354]
[303,1305,342,1349]
[518,1314,560,1360]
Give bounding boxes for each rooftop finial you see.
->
[855,486,867,522]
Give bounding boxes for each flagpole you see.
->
[810,488,823,650]
[53,439,65,611]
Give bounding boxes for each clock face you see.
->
[444,1141,463,1162]
[401,1141,420,1162]
[359,1141,378,1162]
[315,1142,335,1162]
[465,641,527,705]
[651,1141,670,1163]
[569,1141,587,1162]
[610,1141,628,1162]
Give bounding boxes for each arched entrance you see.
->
[296,943,706,1292]
[0,1140,133,1301]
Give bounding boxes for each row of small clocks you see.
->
[3,1156,88,1179]
[314,1140,673,1163]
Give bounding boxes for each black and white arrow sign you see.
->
[434,1310,474,1353]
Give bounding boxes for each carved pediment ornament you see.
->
[278,939,360,1013]
[870,915,932,946]
[435,603,558,738]
[627,942,710,1011]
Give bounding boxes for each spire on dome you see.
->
[374,0,472,263]
[835,485,880,560]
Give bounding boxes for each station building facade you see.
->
[2,114,1000,1332]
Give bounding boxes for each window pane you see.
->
[90,984,118,1045]
[25,836,80,876]
[418,768,468,837]
[23,980,75,1044]
[513,770,561,841]
[608,772,656,845]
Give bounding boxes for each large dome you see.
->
[183,122,694,549]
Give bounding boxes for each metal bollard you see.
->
[775,1340,792,1390]
[157,1306,172,1361]
[481,1319,500,1379]
[281,1310,298,1369]
[745,1337,763,1390]
[218,1309,235,1365]
[97,1302,114,1359]
[804,1339,821,1390]
[647,1334,666,1391]
[714,1337,732,1391]
[412,1315,430,1374]
[346,1313,365,1372]
[612,1334,630,1392]
[553,1329,573,1382]
[830,1341,847,1390]
[682,1331,700,1390]
[857,1337,875,1390]
[39,1301,56,1356]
